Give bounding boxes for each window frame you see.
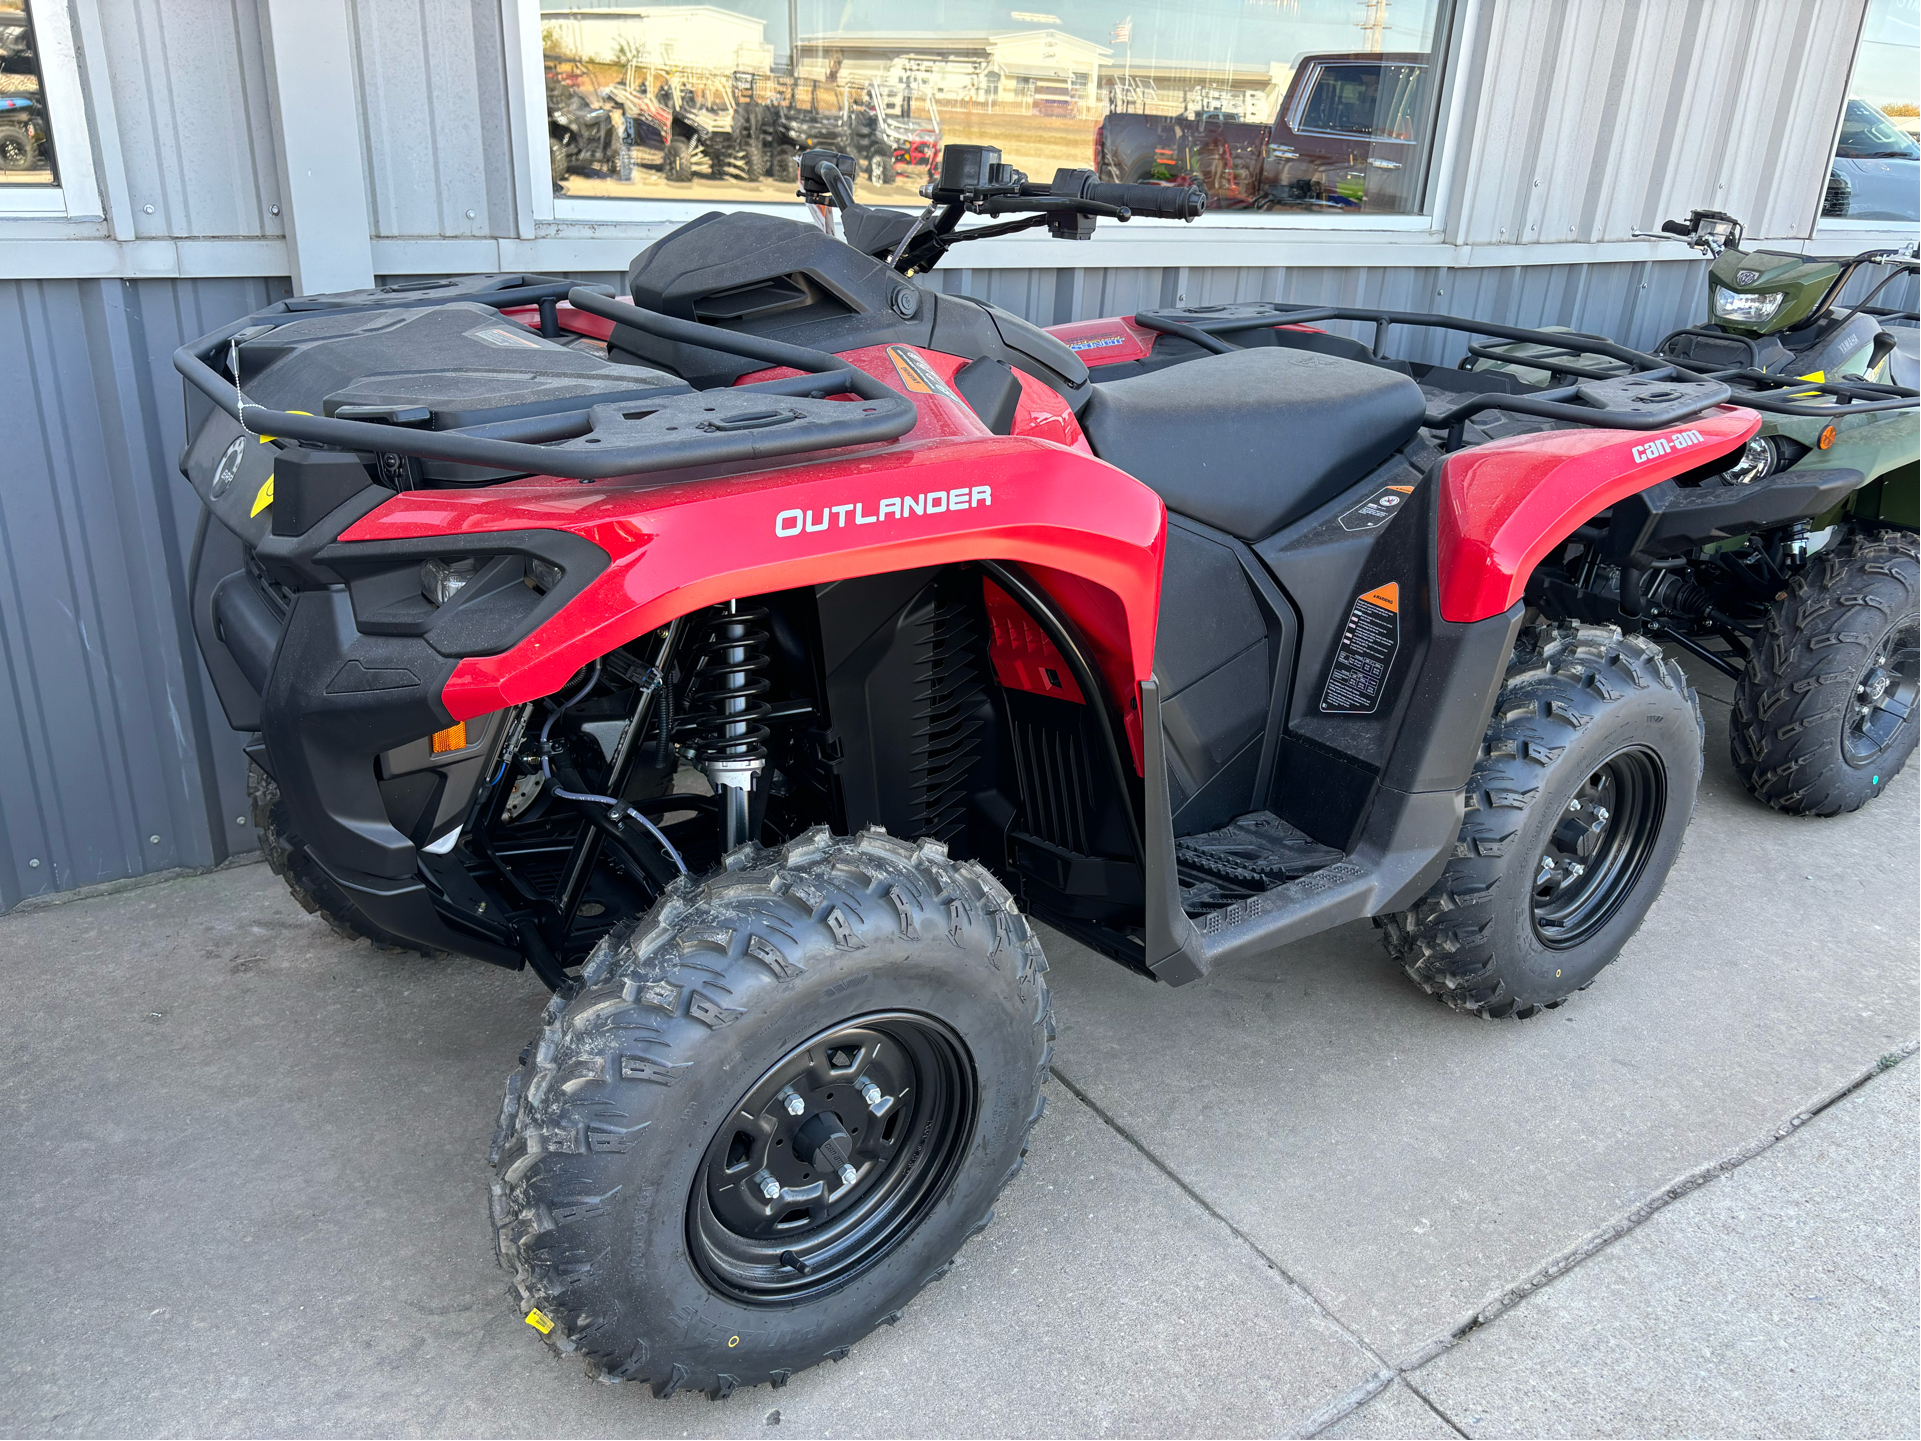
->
[507,0,1471,247]
[0,0,100,219]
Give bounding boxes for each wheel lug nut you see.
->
[860,1080,881,1105]
[757,1173,782,1200]
[780,1087,804,1116]
[856,1074,894,1117]
[837,1164,857,1188]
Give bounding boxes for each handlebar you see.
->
[1077,178,1208,221]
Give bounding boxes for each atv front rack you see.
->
[1134,300,1919,437]
[173,277,919,484]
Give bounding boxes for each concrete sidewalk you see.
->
[1,665,1915,1438]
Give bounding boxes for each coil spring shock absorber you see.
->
[691,600,772,851]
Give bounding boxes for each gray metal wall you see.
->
[0,277,291,909]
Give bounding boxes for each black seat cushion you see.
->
[1078,347,1428,540]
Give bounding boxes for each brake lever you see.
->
[978,195,1131,221]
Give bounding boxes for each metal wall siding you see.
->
[99,0,285,240]
[1448,0,1865,247]
[0,278,276,910]
[351,0,518,238]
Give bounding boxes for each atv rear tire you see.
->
[664,137,693,183]
[249,763,438,957]
[0,124,35,170]
[1730,528,1919,816]
[1379,624,1702,1018]
[490,825,1052,1397]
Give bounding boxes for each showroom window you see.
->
[1823,0,1918,224]
[0,0,57,184]
[534,0,1458,220]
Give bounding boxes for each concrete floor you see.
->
[2,662,1916,1439]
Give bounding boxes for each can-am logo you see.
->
[1735,269,1761,285]
[1630,429,1706,464]
[776,486,992,536]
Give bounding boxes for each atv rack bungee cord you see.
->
[172,279,920,484]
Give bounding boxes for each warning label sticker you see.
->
[1337,483,1417,532]
[1320,581,1401,715]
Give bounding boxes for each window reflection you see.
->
[1824,0,1918,222]
[541,0,1453,216]
[0,0,56,185]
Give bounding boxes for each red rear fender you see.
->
[1437,407,1762,624]
[339,436,1166,766]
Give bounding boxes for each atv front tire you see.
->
[663,137,693,183]
[1730,528,1919,816]
[249,763,438,957]
[490,825,1052,1397]
[1379,625,1703,1018]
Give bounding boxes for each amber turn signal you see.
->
[430,722,468,754]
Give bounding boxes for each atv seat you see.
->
[1078,347,1428,540]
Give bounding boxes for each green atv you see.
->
[1478,209,1920,816]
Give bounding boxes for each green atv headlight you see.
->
[1711,286,1785,324]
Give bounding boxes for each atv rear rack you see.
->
[1133,300,1918,435]
[173,279,919,484]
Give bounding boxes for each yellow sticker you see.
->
[524,1308,554,1334]
[257,409,314,443]
[249,474,275,517]
[1798,370,1825,383]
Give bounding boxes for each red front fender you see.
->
[338,435,1167,767]
[1437,406,1762,624]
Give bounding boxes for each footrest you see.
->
[1175,811,1344,916]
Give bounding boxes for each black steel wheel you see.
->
[1529,748,1666,949]
[1841,620,1918,769]
[491,826,1052,1399]
[1733,528,1920,815]
[690,1013,975,1303]
[1381,624,1702,1018]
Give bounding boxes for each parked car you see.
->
[1823,98,1920,223]
[1095,51,1435,212]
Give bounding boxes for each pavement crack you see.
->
[1049,1064,1399,1437]
[1408,1041,1920,1363]
[1056,1045,1917,1438]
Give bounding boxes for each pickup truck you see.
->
[1093,51,1433,213]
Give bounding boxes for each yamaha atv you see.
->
[1468,208,1921,816]
[179,146,1770,1399]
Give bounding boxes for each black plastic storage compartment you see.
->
[616,210,1092,403]
[227,301,689,483]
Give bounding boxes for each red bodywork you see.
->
[1437,407,1761,623]
[340,343,1158,768]
[428,306,1761,755]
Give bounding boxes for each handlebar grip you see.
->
[1660,219,1691,237]
[1084,180,1207,220]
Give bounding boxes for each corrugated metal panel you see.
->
[351,0,520,238]
[928,256,1715,361]
[95,1,285,240]
[0,277,281,910]
[1445,0,1865,247]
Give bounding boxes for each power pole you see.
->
[1358,0,1387,52]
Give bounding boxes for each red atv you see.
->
[178,146,1766,1398]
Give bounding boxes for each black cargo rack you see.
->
[174,282,920,483]
[1133,300,1918,441]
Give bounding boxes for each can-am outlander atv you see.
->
[1468,208,1921,816]
[177,148,1861,1399]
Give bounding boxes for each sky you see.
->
[1853,0,1918,109]
[541,0,1449,70]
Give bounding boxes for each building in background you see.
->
[0,0,1913,910]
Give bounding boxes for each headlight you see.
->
[1723,436,1775,485]
[421,557,478,605]
[1712,287,1785,323]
